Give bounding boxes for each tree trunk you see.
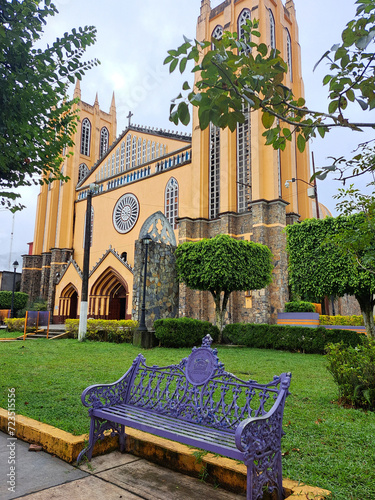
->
[212,290,231,343]
[355,293,375,339]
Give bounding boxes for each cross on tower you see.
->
[127,111,134,127]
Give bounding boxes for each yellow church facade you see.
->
[22,0,316,327]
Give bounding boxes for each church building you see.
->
[21,0,321,328]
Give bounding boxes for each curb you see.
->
[0,408,330,499]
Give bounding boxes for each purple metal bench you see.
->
[77,335,292,500]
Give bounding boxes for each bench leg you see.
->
[77,416,97,464]
[246,465,253,500]
[119,424,126,453]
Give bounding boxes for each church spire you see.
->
[110,91,116,115]
[73,79,81,100]
[94,92,99,107]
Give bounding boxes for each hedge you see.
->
[284,301,316,313]
[320,315,364,326]
[222,323,365,354]
[153,317,219,348]
[4,318,25,332]
[0,291,28,312]
[65,319,138,343]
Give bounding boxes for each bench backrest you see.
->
[127,335,291,431]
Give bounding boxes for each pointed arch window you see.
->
[286,29,292,81]
[100,127,109,157]
[147,140,151,161]
[237,105,251,212]
[80,118,91,156]
[126,135,131,170]
[78,163,89,184]
[269,10,276,50]
[120,141,125,172]
[137,138,142,165]
[209,124,220,219]
[111,154,115,176]
[132,136,137,168]
[165,178,179,229]
[116,149,120,174]
[238,9,251,54]
[142,139,147,163]
[211,25,223,48]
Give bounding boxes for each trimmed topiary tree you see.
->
[175,234,273,342]
[286,216,375,339]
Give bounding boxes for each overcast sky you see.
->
[1,0,373,271]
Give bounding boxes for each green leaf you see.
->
[297,134,306,153]
[328,100,339,114]
[179,57,188,74]
[258,43,268,56]
[177,102,190,126]
[169,58,178,73]
[262,112,275,129]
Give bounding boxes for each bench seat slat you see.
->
[94,404,243,460]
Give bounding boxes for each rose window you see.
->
[113,193,139,233]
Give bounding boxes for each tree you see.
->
[174,234,273,342]
[165,0,375,180]
[285,216,375,339]
[0,0,99,210]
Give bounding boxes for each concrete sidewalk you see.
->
[0,432,245,499]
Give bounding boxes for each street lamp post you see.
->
[10,260,19,319]
[137,234,152,333]
[284,177,320,219]
[78,184,96,341]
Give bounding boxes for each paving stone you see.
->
[19,476,140,500]
[97,457,245,500]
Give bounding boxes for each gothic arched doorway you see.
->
[58,284,79,322]
[90,268,130,320]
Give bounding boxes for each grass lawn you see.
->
[0,329,22,339]
[0,339,374,499]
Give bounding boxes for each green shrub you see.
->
[320,314,364,326]
[65,319,138,343]
[326,340,375,410]
[0,291,28,313]
[153,317,219,348]
[222,323,365,354]
[284,301,316,313]
[4,317,25,332]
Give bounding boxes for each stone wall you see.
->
[132,239,179,329]
[21,255,43,301]
[177,199,290,327]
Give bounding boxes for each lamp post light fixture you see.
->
[137,234,152,333]
[78,183,97,342]
[284,177,320,219]
[10,260,19,319]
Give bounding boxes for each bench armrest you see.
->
[81,355,142,409]
[234,374,291,459]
